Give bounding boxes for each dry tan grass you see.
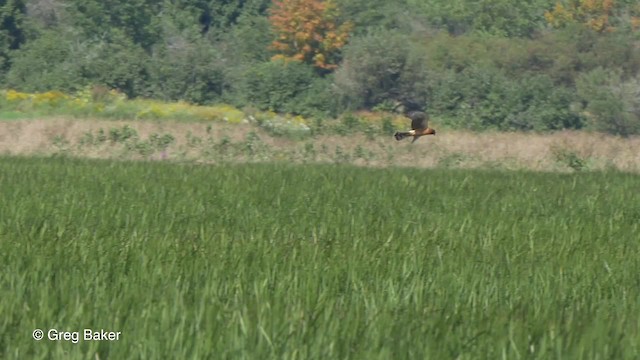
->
[1,118,639,172]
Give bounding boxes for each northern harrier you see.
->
[394,111,436,143]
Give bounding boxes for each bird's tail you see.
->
[394,131,412,141]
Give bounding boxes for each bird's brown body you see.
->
[394,111,436,143]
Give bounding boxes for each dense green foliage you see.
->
[1,157,639,358]
[1,0,640,133]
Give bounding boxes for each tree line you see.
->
[1,0,640,135]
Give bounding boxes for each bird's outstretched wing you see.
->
[408,111,428,130]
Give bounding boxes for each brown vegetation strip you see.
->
[1,118,639,172]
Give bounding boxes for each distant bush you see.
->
[6,30,88,93]
[576,68,640,136]
[284,77,338,118]
[423,28,640,87]
[7,30,152,98]
[551,146,590,172]
[333,31,430,110]
[78,33,150,98]
[249,111,311,138]
[408,0,553,37]
[146,38,227,105]
[109,125,138,143]
[242,60,318,114]
[1,87,322,138]
[1,87,246,123]
[429,67,582,131]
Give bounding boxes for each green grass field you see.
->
[1,156,639,359]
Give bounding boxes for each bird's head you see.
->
[427,128,436,135]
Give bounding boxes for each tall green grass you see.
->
[1,157,639,359]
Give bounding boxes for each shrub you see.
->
[108,125,138,143]
[551,146,590,172]
[242,59,318,114]
[251,111,311,138]
[409,0,552,37]
[429,67,582,131]
[146,38,227,104]
[285,76,338,118]
[6,30,88,92]
[333,31,430,111]
[149,133,175,151]
[576,68,640,136]
[82,33,150,98]
[503,75,583,131]
[429,66,511,130]
[0,88,254,124]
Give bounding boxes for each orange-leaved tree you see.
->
[269,0,352,71]
[544,0,619,32]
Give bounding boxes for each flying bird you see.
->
[394,110,436,143]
